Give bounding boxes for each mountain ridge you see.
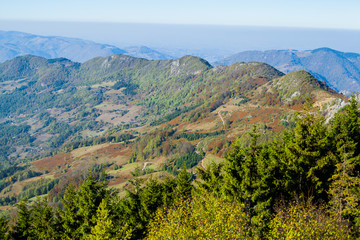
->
[0,53,346,210]
[216,48,360,95]
[0,30,127,63]
[0,30,173,63]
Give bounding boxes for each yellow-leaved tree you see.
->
[267,202,352,240]
[146,189,251,240]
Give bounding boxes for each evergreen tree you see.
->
[328,95,360,227]
[12,199,34,240]
[280,109,332,200]
[196,161,224,197]
[61,175,112,239]
[329,142,360,225]
[343,96,360,156]
[175,166,193,199]
[223,125,278,236]
[31,199,59,239]
[0,216,9,240]
[61,185,81,239]
[77,176,110,237]
[119,177,177,239]
[86,199,132,240]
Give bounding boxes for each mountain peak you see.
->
[311,47,339,53]
[169,55,212,76]
[217,48,360,95]
[271,70,335,100]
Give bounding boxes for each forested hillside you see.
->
[0,96,359,239]
[0,54,285,164]
[0,53,354,239]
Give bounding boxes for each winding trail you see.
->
[142,162,152,171]
[195,141,206,169]
[218,110,226,130]
[201,158,205,169]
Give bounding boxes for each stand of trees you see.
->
[1,96,360,239]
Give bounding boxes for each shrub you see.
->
[146,190,251,239]
[267,202,352,240]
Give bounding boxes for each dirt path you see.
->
[201,158,205,168]
[195,141,206,169]
[218,110,226,130]
[142,162,152,171]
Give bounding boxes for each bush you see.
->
[267,202,352,240]
[146,190,250,239]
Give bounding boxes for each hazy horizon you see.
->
[1,20,360,59]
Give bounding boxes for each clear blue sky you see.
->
[1,0,359,30]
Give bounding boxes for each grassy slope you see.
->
[0,61,346,207]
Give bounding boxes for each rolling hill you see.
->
[0,54,347,209]
[216,48,360,95]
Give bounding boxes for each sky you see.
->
[1,0,360,30]
[1,0,360,56]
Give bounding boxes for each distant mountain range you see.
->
[0,30,172,63]
[2,30,360,95]
[123,46,173,60]
[216,48,360,95]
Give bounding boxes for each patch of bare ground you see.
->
[176,115,220,132]
[35,133,53,142]
[32,153,71,173]
[200,154,225,168]
[70,143,114,158]
[95,103,143,125]
[0,79,28,92]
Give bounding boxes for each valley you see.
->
[0,53,346,210]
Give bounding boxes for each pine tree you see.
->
[61,185,81,239]
[223,125,277,236]
[31,198,58,239]
[328,95,360,226]
[281,109,332,200]
[329,142,360,224]
[86,199,132,240]
[77,176,111,237]
[0,216,9,240]
[175,165,193,199]
[12,199,34,240]
[196,161,224,197]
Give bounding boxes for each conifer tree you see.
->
[175,165,193,199]
[86,199,113,240]
[120,176,177,239]
[77,176,111,237]
[196,161,224,197]
[61,184,81,239]
[329,142,360,224]
[86,199,132,240]
[0,216,9,240]
[12,199,34,240]
[328,95,360,226]
[223,125,277,236]
[31,199,58,239]
[61,175,112,239]
[281,108,332,200]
